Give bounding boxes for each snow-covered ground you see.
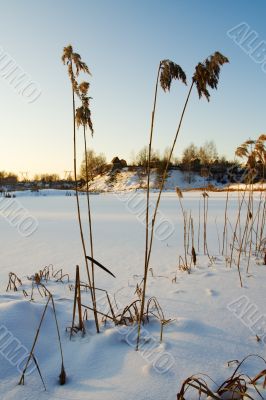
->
[0,191,266,399]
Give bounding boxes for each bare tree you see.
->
[80,150,107,181]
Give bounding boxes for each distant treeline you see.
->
[1,137,266,185]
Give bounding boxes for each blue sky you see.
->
[0,0,265,177]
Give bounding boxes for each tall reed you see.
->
[137,52,229,348]
[137,60,187,350]
[62,45,99,332]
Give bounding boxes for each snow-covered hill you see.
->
[88,168,220,192]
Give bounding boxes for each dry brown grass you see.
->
[18,283,66,389]
[177,355,266,400]
[6,272,22,292]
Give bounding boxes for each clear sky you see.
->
[0,0,265,178]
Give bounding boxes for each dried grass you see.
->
[18,284,66,388]
[177,355,266,400]
[6,272,22,292]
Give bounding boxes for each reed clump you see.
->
[177,354,266,400]
[18,284,66,389]
[6,272,22,292]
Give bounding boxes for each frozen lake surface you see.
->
[0,191,265,400]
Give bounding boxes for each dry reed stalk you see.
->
[146,297,164,321]
[243,191,253,254]
[18,296,50,388]
[250,369,266,388]
[245,197,261,252]
[202,192,213,262]
[116,299,141,326]
[137,79,193,351]
[186,212,192,256]
[175,186,183,199]
[27,265,69,284]
[49,294,66,385]
[229,189,248,269]
[202,192,209,256]
[39,284,66,385]
[198,200,201,252]
[20,283,67,387]
[53,268,70,283]
[70,265,85,338]
[190,216,195,251]
[235,191,255,283]
[135,283,143,299]
[160,319,172,342]
[139,62,163,351]
[189,216,196,266]
[177,376,221,400]
[245,195,260,273]
[138,52,228,350]
[255,191,263,252]
[191,246,197,266]
[217,375,249,399]
[145,296,171,342]
[178,255,190,273]
[83,126,98,333]
[78,285,118,324]
[183,211,188,267]
[85,255,116,277]
[62,45,99,334]
[176,188,190,267]
[81,303,114,322]
[177,354,266,400]
[222,189,230,256]
[6,272,22,292]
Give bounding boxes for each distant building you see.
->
[111,156,127,170]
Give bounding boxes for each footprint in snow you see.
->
[202,271,215,277]
[173,289,186,294]
[141,348,176,377]
[205,288,218,297]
